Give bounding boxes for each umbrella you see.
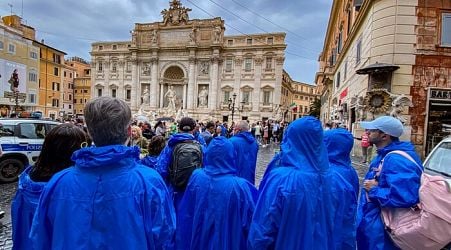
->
[156,117,175,122]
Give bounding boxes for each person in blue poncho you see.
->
[229,120,259,184]
[155,117,205,209]
[323,128,359,250]
[141,135,166,169]
[248,116,336,249]
[177,136,257,250]
[30,97,176,250]
[11,123,87,250]
[356,116,422,250]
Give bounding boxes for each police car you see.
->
[0,118,60,183]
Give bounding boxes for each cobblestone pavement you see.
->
[0,143,369,249]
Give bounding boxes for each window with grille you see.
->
[225,58,233,72]
[244,58,252,72]
[263,91,271,105]
[265,57,273,70]
[442,13,451,46]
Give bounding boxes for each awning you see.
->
[356,62,400,75]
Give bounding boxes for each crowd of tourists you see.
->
[10,96,437,249]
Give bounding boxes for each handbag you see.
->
[379,150,451,250]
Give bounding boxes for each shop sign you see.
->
[429,89,451,100]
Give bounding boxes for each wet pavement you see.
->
[0,143,369,249]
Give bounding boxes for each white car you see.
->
[424,136,451,179]
[0,118,60,183]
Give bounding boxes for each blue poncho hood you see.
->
[280,116,329,172]
[204,136,236,176]
[323,128,353,167]
[167,133,195,147]
[234,131,255,144]
[72,145,140,168]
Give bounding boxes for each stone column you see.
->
[151,57,159,108]
[253,57,263,112]
[130,56,138,110]
[160,82,164,108]
[209,56,220,110]
[187,57,196,109]
[183,83,187,109]
[274,56,285,106]
[234,57,242,99]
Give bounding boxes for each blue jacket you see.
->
[155,133,205,209]
[11,166,45,250]
[356,140,423,250]
[177,137,257,250]
[324,128,359,250]
[229,131,259,184]
[248,116,336,249]
[29,145,176,250]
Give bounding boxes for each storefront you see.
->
[425,88,451,155]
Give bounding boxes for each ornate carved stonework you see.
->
[235,58,243,66]
[255,57,264,66]
[161,0,192,26]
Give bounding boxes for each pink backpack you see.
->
[380,150,451,250]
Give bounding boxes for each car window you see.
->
[424,141,451,175]
[18,123,46,139]
[0,125,15,136]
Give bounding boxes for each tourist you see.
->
[248,117,336,249]
[323,128,359,249]
[12,124,87,250]
[177,137,257,249]
[356,116,423,249]
[30,97,175,249]
[229,120,259,184]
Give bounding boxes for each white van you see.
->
[0,118,60,182]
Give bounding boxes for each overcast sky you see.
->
[1,0,332,84]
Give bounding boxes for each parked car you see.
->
[423,136,451,250]
[0,118,60,183]
[424,136,451,178]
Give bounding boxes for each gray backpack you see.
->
[169,140,203,190]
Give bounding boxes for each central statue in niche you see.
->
[164,85,177,112]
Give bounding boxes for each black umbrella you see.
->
[156,117,175,122]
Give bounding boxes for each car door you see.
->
[16,122,46,163]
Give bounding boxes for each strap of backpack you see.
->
[381,150,423,173]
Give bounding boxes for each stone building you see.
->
[316,0,451,157]
[90,0,286,122]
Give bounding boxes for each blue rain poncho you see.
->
[229,131,259,184]
[248,116,337,249]
[141,155,158,169]
[11,166,45,250]
[155,133,206,209]
[30,145,176,250]
[323,128,359,250]
[356,140,423,250]
[176,137,257,249]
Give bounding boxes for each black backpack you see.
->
[169,140,203,190]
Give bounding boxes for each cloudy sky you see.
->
[1,0,332,83]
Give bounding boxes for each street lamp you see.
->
[227,93,245,122]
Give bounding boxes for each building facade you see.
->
[291,81,318,120]
[316,0,451,157]
[90,0,286,122]
[35,40,66,120]
[0,15,40,117]
[67,57,91,117]
[62,62,75,119]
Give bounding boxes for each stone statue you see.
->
[176,108,187,122]
[150,30,158,44]
[390,94,413,124]
[130,30,137,45]
[141,86,150,105]
[164,85,177,112]
[355,96,365,121]
[273,105,283,121]
[189,28,196,43]
[213,26,222,43]
[180,7,191,23]
[198,86,208,107]
[161,9,170,25]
